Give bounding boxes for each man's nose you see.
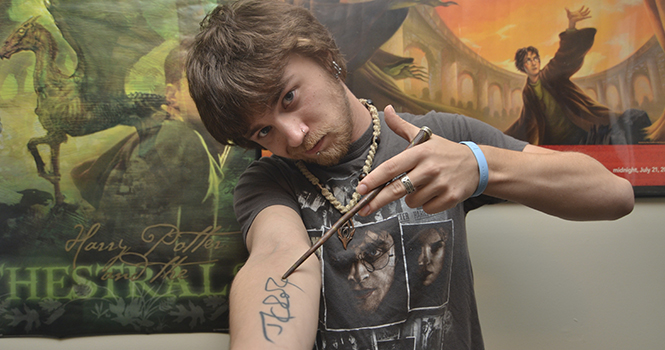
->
[348,261,369,283]
[278,117,308,148]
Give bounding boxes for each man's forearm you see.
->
[229,251,320,349]
[229,206,321,350]
[483,145,634,221]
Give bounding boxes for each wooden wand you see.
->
[282,126,432,279]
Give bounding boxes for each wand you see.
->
[282,126,432,279]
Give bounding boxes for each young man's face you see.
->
[245,54,354,166]
[346,230,396,312]
[523,51,541,81]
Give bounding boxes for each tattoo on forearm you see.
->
[260,277,304,343]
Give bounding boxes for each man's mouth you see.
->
[306,137,324,155]
[352,287,375,300]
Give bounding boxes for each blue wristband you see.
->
[460,141,488,197]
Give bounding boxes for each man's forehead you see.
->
[354,231,393,249]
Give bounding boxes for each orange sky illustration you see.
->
[436,0,653,76]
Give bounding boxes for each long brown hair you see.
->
[186,0,346,148]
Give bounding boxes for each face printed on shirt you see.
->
[416,228,448,287]
[344,229,396,313]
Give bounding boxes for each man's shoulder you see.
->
[396,110,485,138]
[396,108,527,149]
[240,155,297,182]
[397,110,467,127]
[398,110,459,119]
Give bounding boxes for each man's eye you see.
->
[258,126,272,138]
[367,248,383,259]
[283,90,295,107]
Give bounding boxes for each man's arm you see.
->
[229,205,321,350]
[475,143,633,220]
[567,5,591,30]
[356,106,634,221]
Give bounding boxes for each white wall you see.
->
[0,333,230,350]
[468,197,665,350]
[1,198,663,350]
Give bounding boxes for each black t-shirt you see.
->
[235,111,527,349]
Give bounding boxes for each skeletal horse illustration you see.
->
[0,1,165,204]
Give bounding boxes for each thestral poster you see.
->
[0,0,255,337]
[0,0,662,339]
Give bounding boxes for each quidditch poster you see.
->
[0,0,662,340]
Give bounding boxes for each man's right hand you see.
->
[567,5,592,29]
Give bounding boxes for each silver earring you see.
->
[332,60,342,79]
[301,128,306,134]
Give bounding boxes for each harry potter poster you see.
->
[0,0,254,337]
[0,0,662,339]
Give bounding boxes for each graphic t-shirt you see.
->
[234,111,527,349]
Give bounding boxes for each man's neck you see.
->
[347,89,372,143]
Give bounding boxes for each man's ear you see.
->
[165,83,179,108]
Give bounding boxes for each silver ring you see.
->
[301,128,306,134]
[401,174,416,194]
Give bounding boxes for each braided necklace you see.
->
[296,99,381,214]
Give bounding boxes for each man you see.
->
[506,6,650,145]
[325,217,404,331]
[344,226,396,314]
[186,1,634,349]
